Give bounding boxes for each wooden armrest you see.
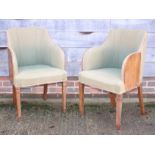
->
[122,52,141,90]
[7,47,14,80]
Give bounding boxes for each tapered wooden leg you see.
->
[15,87,21,119]
[108,92,116,107]
[62,81,67,113]
[79,82,85,115]
[116,95,123,130]
[43,84,48,100]
[12,85,16,104]
[137,85,145,115]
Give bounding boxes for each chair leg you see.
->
[14,87,21,119]
[62,81,67,113]
[116,94,123,130]
[43,84,48,100]
[12,85,16,104]
[79,82,85,115]
[108,92,116,107]
[137,84,145,115]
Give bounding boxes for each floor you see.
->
[0,97,155,135]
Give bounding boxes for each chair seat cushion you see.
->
[14,65,67,87]
[79,68,125,94]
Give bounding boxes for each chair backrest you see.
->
[7,27,51,67]
[105,29,147,68]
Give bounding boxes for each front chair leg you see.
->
[116,94,123,130]
[43,84,48,100]
[79,82,85,115]
[14,87,21,119]
[137,84,145,115]
[62,81,67,113]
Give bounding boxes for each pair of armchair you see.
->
[7,28,147,129]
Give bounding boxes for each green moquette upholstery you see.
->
[7,28,67,87]
[79,29,147,94]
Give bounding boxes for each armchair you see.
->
[79,29,147,129]
[7,28,67,118]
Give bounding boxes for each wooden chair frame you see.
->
[79,51,145,130]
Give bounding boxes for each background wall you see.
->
[0,19,155,96]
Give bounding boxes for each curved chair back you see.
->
[7,27,51,67]
[104,29,147,68]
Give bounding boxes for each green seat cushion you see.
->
[79,68,125,94]
[14,65,67,87]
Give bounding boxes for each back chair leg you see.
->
[108,92,116,107]
[62,81,67,113]
[12,85,16,104]
[137,84,145,115]
[14,87,21,119]
[116,94,123,130]
[43,84,48,100]
[79,82,85,115]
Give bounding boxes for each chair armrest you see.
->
[45,41,65,70]
[121,51,141,91]
[8,47,18,79]
[82,44,111,70]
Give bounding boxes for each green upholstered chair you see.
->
[79,29,147,129]
[7,27,67,118]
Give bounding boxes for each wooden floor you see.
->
[0,98,154,135]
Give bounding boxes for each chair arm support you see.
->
[7,47,18,80]
[82,44,111,70]
[121,51,141,90]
